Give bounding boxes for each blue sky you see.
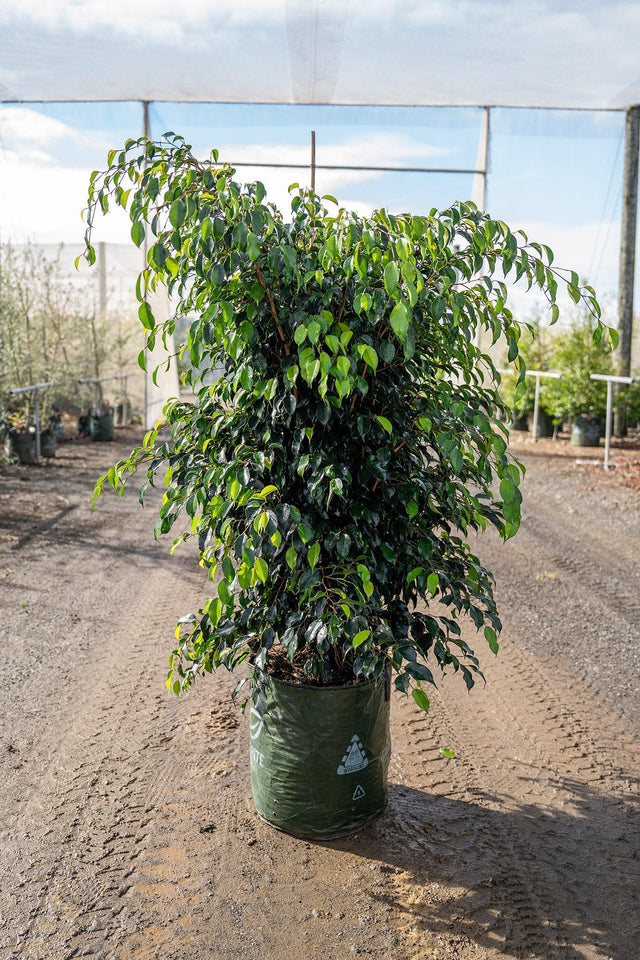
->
[0,100,628,324]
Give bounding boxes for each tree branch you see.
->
[255,265,290,355]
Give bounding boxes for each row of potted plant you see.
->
[498,308,635,443]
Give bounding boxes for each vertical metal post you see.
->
[142,101,151,429]
[472,108,490,348]
[98,241,107,320]
[605,379,613,470]
[532,374,541,441]
[614,104,640,437]
[471,107,491,213]
[34,388,41,461]
[122,375,129,425]
[591,373,633,469]
[310,130,316,193]
[142,100,151,140]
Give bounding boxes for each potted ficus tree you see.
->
[83,134,607,838]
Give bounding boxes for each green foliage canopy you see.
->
[84,133,606,708]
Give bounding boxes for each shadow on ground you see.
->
[326,778,640,959]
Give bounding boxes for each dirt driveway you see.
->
[0,430,638,960]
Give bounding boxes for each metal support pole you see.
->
[472,108,491,348]
[471,107,491,214]
[121,375,129,425]
[532,374,541,440]
[605,379,613,468]
[98,241,107,320]
[34,388,41,461]
[591,373,633,469]
[310,130,316,192]
[142,100,151,140]
[9,381,57,463]
[142,101,151,429]
[614,105,640,438]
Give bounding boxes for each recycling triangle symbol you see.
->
[337,735,369,775]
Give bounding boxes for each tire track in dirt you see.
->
[361,628,640,960]
[373,689,569,959]
[486,445,640,740]
[440,633,639,960]
[341,448,640,960]
[0,553,209,959]
[2,436,639,960]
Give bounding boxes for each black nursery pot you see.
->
[5,431,37,464]
[571,414,601,447]
[508,412,529,431]
[250,668,391,839]
[90,412,114,442]
[40,429,57,458]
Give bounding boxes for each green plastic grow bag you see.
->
[250,669,391,839]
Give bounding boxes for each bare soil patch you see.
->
[0,430,638,960]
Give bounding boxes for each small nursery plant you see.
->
[83,134,607,710]
[544,304,614,419]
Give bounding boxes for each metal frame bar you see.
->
[590,373,634,469]
[225,161,484,174]
[1,100,627,112]
[9,381,57,461]
[528,371,561,440]
[78,374,134,424]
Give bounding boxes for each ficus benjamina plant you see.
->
[83,133,609,711]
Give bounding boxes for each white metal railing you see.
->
[497,368,562,441]
[9,381,57,461]
[590,373,634,470]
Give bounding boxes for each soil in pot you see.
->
[250,657,391,840]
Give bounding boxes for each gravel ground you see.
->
[497,431,640,736]
[0,429,638,960]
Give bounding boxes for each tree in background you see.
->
[499,313,556,421]
[0,243,141,424]
[543,304,614,420]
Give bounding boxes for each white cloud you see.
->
[0,157,130,246]
[0,0,285,41]
[0,106,70,147]
[217,132,448,167]
[0,106,111,167]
